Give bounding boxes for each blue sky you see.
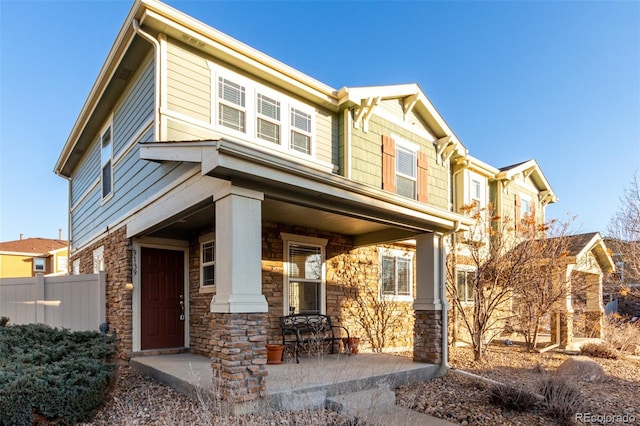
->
[1,0,638,242]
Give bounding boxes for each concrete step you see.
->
[327,388,456,425]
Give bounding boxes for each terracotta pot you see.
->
[266,344,284,364]
[342,337,360,355]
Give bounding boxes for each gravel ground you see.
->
[85,346,640,425]
[397,345,640,425]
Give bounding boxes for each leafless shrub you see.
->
[580,342,619,359]
[537,377,585,425]
[603,315,640,355]
[488,383,540,411]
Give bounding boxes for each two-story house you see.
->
[0,236,68,278]
[55,0,477,402]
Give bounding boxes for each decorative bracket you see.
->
[403,93,419,115]
[353,96,381,132]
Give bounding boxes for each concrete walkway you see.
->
[130,352,455,425]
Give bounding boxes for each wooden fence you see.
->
[0,272,106,331]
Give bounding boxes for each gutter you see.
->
[132,19,161,140]
[438,220,461,376]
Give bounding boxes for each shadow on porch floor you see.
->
[129,351,442,414]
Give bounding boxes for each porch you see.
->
[129,351,442,414]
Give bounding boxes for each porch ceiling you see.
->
[146,198,408,245]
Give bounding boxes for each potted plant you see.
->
[342,337,360,355]
[266,342,285,364]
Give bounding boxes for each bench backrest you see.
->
[281,314,332,334]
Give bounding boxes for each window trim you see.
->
[199,232,215,293]
[521,195,532,219]
[33,257,46,273]
[100,122,113,202]
[393,136,419,200]
[210,64,316,159]
[281,233,327,316]
[456,267,476,304]
[378,247,414,302]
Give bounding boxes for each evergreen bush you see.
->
[0,323,117,425]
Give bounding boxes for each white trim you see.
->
[198,232,215,294]
[280,233,328,316]
[132,237,190,352]
[455,265,476,305]
[378,247,414,302]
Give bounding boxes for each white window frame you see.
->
[456,267,476,304]
[378,248,414,302]
[217,75,247,133]
[33,257,46,273]
[281,233,327,316]
[471,178,481,204]
[100,123,113,202]
[72,259,80,275]
[393,136,419,200]
[256,92,281,145]
[210,64,315,159]
[521,195,532,220]
[199,232,215,293]
[93,246,104,273]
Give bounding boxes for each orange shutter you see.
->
[382,136,396,193]
[417,150,428,203]
[514,194,521,230]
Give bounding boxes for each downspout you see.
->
[438,220,461,375]
[64,175,72,274]
[133,19,161,140]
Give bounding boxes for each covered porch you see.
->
[130,137,472,403]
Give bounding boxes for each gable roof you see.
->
[0,238,68,256]
[495,159,558,204]
[554,232,615,272]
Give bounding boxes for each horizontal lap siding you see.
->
[71,143,99,206]
[166,118,217,141]
[167,41,211,124]
[315,109,337,167]
[114,57,155,153]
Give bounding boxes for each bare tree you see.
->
[606,173,640,290]
[447,203,587,360]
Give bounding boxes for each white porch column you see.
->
[414,233,443,311]
[210,186,268,313]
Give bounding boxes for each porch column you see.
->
[413,232,443,364]
[210,186,268,404]
[551,264,574,349]
[584,273,604,339]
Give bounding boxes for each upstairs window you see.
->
[471,179,481,203]
[395,145,417,199]
[101,126,113,199]
[290,107,312,155]
[521,197,531,219]
[256,93,280,144]
[218,77,246,132]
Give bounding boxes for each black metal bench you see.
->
[281,313,350,363]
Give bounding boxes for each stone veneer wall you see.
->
[70,227,133,358]
[414,310,442,363]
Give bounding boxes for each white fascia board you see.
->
[208,139,472,232]
[463,154,500,177]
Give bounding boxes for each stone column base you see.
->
[414,310,442,364]
[550,312,574,349]
[210,313,268,403]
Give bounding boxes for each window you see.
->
[521,197,531,219]
[471,179,481,202]
[379,248,413,300]
[290,107,312,154]
[201,240,215,287]
[57,256,68,273]
[282,233,327,315]
[395,144,417,199]
[218,77,246,132]
[256,93,280,144]
[72,259,80,275]
[93,246,104,273]
[456,269,475,303]
[101,126,113,199]
[34,257,46,273]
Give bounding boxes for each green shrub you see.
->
[0,323,117,425]
[580,342,619,359]
[489,383,540,411]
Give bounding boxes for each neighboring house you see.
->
[54,0,581,403]
[603,238,640,316]
[0,237,68,278]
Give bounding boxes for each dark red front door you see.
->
[141,248,185,350]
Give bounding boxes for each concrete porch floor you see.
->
[129,351,453,424]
